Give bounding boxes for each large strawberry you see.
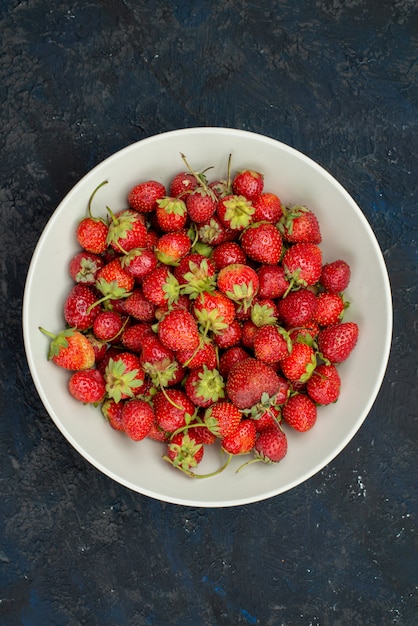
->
[39,327,95,370]
[157,308,200,352]
[317,321,359,363]
[217,263,259,311]
[283,242,322,287]
[240,222,283,265]
[226,357,283,409]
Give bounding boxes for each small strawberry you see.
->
[217,263,259,311]
[121,247,158,281]
[155,196,188,232]
[92,310,126,343]
[39,327,95,370]
[157,308,200,352]
[211,241,247,270]
[142,266,180,307]
[317,321,359,363]
[253,426,288,463]
[106,208,148,253]
[169,171,199,197]
[257,264,289,299]
[102,398,125,431]
[252,192,283,223]
[155,230,191,265]
[221,419,257,455]
[279,205,322,244]
[306,363,341,405]
[217,194,255,231]
[253,325,291,363]
[63,284,100,330]
[276,288,318,328]
[218,346,249,378]
[320,259,351,293]
[213,319,242,349]
[124,288,157,323]
[68,368,106,405]
[186,187,217,223]
[121,398,154,441]
[121,322,153,353]
[76,217,109,254]
[314,292,345,327]
[240,222,283,265]
[226,357,283,409]
[104,352,147,403]
[240,319,258,349]
[197,215,237,245]
[153,389,196,433]
[204,401,242,438]
[164,432,204,472]
[279,341,317,383]
[283,242,322,287]
[128,180,166,213]
[282,393,317,432]
[232,169,264,200]
[184,365,225,407]
[69,251,104,285]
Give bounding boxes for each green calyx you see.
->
[225,281,256,311]
[106,207,137,250]
[193,307,228,334]
[278,204,309,235]
[162,273,181,305]
[180,259,216,299]
[222,195,255,230]
[104,358,144,403]
[39,326,75,359]
[250,302,278,327]
[156,196,187,215]
[193,366,225,402]
[164,434,203,471]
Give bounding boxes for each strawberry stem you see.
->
[87,180,108,218]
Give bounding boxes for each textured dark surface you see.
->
[1,1,417,625]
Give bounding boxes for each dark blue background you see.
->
[1,1,417,624]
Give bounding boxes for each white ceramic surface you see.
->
[23,127,392,507]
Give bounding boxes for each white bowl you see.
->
[23,127,392,507]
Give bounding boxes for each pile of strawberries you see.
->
[40,154,359,477]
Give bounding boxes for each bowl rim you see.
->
[22,127,393,507]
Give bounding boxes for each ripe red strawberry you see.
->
[68,368,106,404]
[155,230,191,265]
[164,432,204,471]
[95,257,135,301]
[282,393,317,431]
[139,333,184,389]
[250,299,278,327]
[186,187,217,223]
[221,419,257,455]
[174,254,216,298]
[63,284,100,330]
[153,389,196,432]
[211,241,247,270]
[280,342,317,383]
[121,247,158,281]
[320,259,351,293]
[217,263,259,311]
[226,357,283,409]
[306,363,341,404]
[158,308,200,352]
[257,264,289,299]
[39,327,95,370]
[252,192,283,223]
[104,352,147,403]
[124,288,156,322]
[276,288,318,328]
[283,242,322,287]
[252,405,281,433]
[213,319,242,349]
[155,196,188,232]
[106,208,148,253]
[197,215,237,245]
[92,310,125,343]
[169,171,199,197]
[187,424,217,445]
[253,325,291,363]
[69,251,104,285]
[102,398,125,431]
[288,322,320,343]
[279,205,322,244]
[121,398,154,441]
[142,266,180,306]
[317,321,359,363]
[147,418,170,442]
[193,290,236,333]
[240,319,258,349]
[176,338,217,369]
[184,365,225,407]
[240,222,283,265]
[217,194,255,230]
[253,426,288,463]
[76,216,109,254]
[314,292,345,326]
[120,323,153,354]
[128,180,166,213]
[204,401,242,438]
[84,331,108,362]
[218,346,250,378]
[232,169,264,200]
